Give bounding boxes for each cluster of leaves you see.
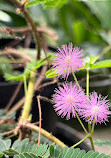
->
[0,138,111,158]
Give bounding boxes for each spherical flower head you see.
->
[52,43,84,79]
[52,82,86,120]
[78,92,110,124]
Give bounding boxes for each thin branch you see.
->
[36,78,57,91]
[7,97,25,114]
[34,65,47,89]
[0,47,31,63]
[5,82,22,113]
[5,26,58,41]
[37,96,53,103]
[36,96,42,148]
[1,129,15,136]
[10,0,41,59]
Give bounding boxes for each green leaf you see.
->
[26,0,46,7]
[0,139,11,157]
[49,144,54,157]
[26,0,68,8]
[1,137,110,158]
[45,68,58,78]
[73,21,87,45]
[91,59,111,69]
[84,56,99,69]
[4,54,53,82]
[43,0,68,8]
[4,149,19,156]
[0,154,3,158]
[94,140,111,146]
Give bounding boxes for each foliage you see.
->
[45,56,111,78]
[0,109,15,120]
[4,54,54,81]
[26,0,69,8]
[0,138,110,158]
[94,140,111,147]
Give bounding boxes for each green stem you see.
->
[86,69,89,96]
[24,76,27,96]
[4,134,17,140]
[26,122,66,148]
[72,135,89,148]
[72,71,80,89]
[19,71,35,123]
[86,69,95,151]
[86,69,91,133]
[91,122,95,136]
[75,110,88,135]
[89,137,95,151]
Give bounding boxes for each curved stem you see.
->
[75,110,88,135]
[72,71,80,89]
[72,135,89,148]
[10,0,41,59]
[26,122,66,148]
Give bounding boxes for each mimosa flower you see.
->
[78,92,110,124]
[52,82,86,120]
[52,43,84,79]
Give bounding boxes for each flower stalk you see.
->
[72,71,81,89]
[72,135,89,148]
[75,110,88,135]
[86,68,95,150]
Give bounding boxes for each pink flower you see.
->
[52,82,86,120]
[52,43,83,79]
[78,92,110,124]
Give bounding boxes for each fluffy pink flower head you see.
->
[78,92,110,124]
[52,82,86,120]
[52,43,84,79]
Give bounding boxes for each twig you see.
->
[7,97,25,114]
[0,26,58,41]
[36,96,42,148]
[1,129,14,136]
[37,96,53,103]
[34,65,47,89]
[10,0,41,59]
[36,78,57,91]
[5,82,22,113]
[0,47,31,63]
